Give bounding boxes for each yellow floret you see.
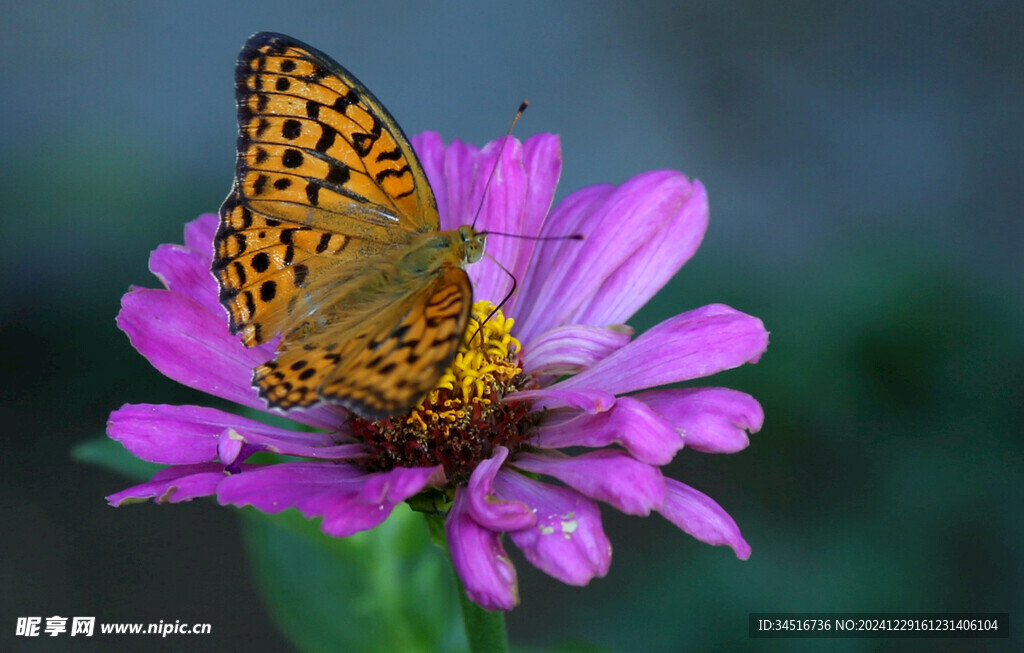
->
[407,301,522,429]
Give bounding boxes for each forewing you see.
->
[213,191,390,345]
[231,32,440,236]
[216,31,443,346]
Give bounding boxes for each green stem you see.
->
[425,512,509,653]
[455,573,509,653]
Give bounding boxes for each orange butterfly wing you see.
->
[228,31,439,233]
[214,33,475,417]
[253,265,472,418]
[215,190,361,345]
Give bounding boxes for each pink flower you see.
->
[108,132,768,610]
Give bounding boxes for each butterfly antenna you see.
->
[483,231,585,242]
[471,101,529,230]
[468,229,584,346]
[465,101,584,346]
[469,253,519,346]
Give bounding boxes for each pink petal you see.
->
[106,463,226,506]
[658,478,751,559]
[411,131,449,223]
[217,429,245,466]
[638,387,763,453]
[571,179,708,326]
[320,465,441,537]
[531,396,683,465]
[216,462,438,538]
[438,138,481,230]
[520,324,633,376]
[119,288,268,402]
[463,447,536,531]
[552,304,769,395]
[149,244,222,317]
[117,288,337,430]
[216,461,365,516]
[498,133,563,314]
[183,214,218,254]
[467,136,529,303]
[446,487,519,611]
[515,171,701,342]
[107,403,348,465]
[229,427,365,461]
[513,450,666,516]
[507,387,616,414]
[513,184,615,343]
[495,471,611,585]
[107,403,223,464]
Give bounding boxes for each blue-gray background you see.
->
[2,2,1021,651]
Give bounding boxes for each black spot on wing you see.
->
[251,252,270,273]
[305,182,320,206]
[282,149,303,168]
[315,126,336,153]
[325,164,350,187]
[260,280,277,302]
[315,232,331,253]
[282,119,302,140]
[293,263,309,287]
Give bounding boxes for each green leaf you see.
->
[507,640,613,653]
[72,436,161,481]
[241,505,465,653]
[545,641,616,653]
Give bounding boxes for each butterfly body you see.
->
[213,32,487,419]
[387,225,486,281]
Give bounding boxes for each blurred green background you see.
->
[2,2,1020,651]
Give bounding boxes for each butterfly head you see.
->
[457,225,487,264]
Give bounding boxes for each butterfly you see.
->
[212,32,486,420]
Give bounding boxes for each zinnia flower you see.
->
[108,132,768,611]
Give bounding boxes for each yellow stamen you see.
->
[406,301,521,428]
